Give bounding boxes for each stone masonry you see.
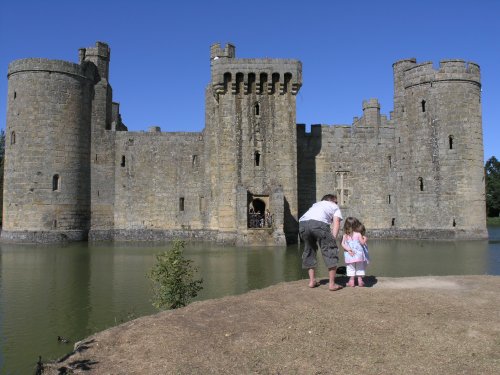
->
[1,42,487,245]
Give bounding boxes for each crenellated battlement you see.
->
[210,43,301,95]
[211,59,302,95]
[402,59,480,88]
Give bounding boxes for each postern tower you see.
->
[205,43,302,245]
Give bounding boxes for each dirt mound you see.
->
[45,275,500,374]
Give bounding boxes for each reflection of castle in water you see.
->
[1,42,487,246]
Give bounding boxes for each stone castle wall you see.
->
[1,42,488,244]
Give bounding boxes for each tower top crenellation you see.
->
[210,43,236,60]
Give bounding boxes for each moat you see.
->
[1,227,499,374]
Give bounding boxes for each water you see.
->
[1,226,500,374]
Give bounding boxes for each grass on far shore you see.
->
[487,216,500,225]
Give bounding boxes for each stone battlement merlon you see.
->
[402,59,481,89]
[7,58,97,82]
[210,43,236,60]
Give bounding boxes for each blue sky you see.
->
[0,0,498,161]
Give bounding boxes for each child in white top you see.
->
[342,217,370,287]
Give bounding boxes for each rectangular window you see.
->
[179,197,185,212]
[335,171,351,206]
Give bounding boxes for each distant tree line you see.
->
[486,156,500,217]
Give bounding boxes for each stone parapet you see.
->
[8,58,96,81]
[403,60,481,89]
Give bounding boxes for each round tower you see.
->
[395,59,486,238]
[2,58,98,242]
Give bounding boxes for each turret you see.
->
[361,98,381,127]
[394,58,485,238]
[2,58,97,242]
[79,41,110,80]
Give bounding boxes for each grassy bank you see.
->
[487,216,500,225]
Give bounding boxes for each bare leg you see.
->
[308,268,317,288]
[347,276,355,287]
[328,267,342,290]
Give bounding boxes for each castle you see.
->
[1,42,487,245]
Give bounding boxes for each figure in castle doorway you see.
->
[298,194,343,291]
[265,209,273,227]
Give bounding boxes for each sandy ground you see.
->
[43,275,500,374]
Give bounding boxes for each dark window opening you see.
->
[52,174,60,191]
[179,197,185,212]
[449,135,454,150]
[95,154,98,162]
[421,100,426,112]
[255,151,261,166]
[10,131,15,145]
[121,155,125,167]
[388,195,391,204]
[388,155,392,168]
[53,219,57,228]
[254,103,260,116]
[453,218,456,227]
[13,91,17,99]
[418,177,424,191]
[398,137,401,143]
[391,218,395,226]
[192,155,198,167]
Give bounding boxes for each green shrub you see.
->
[148,240,203,309]
[487,217,500,226]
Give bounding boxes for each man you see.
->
[298,194,343,291]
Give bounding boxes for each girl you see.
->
[342,217,370,287]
